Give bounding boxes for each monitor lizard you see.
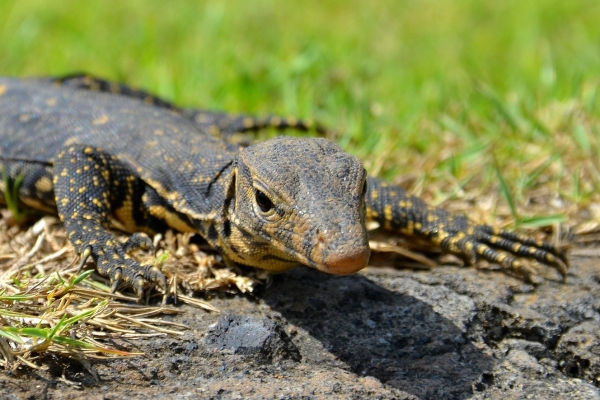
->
[0,75,568,299]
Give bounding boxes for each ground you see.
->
[1,254,598,399]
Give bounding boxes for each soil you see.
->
[1,256,599,399]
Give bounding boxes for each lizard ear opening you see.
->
[224,166,238,212]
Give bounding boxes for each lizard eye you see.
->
[255,190,274,213]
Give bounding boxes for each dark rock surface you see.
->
[204,314,301,363]
[1,256,599,399]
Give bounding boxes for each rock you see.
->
[1,256,599,399]
[556,320,600,386]
[204,314,300,363]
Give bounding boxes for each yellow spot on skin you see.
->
[370,189,378,201]
[34,176,53,193]
[45,98,57,106]
[0,84,6,96]
[383,204,393,222]
[92,115,109,125]
[154,129,164,136]
[78,186,87,194]
[19,114,31,122]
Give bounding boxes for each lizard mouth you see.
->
[279,232,371,275]
[256,234,370,276]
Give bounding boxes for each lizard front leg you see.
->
[365,176,568,281]
[52,145,165,298]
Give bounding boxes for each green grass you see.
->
[1,0,599,223]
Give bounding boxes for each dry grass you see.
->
[0,213,269,370]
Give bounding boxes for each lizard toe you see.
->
[123,232,155,254]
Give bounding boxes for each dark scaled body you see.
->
[0,76,568,297]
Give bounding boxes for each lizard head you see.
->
[226,136,370,275]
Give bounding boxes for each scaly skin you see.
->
[0,76,568,298]
[50,73,328,142]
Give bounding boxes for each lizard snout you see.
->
[310,229,371,275]
[319,246,371,275]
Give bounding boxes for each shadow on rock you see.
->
[262,268,494,400]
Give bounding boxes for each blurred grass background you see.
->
[1,0,599,229]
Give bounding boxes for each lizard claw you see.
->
[77,232,167,299]
[439,222,568,282]
[76,245,94,273]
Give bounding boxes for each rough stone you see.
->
[1,256,599,399]
[204,314,300,363]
